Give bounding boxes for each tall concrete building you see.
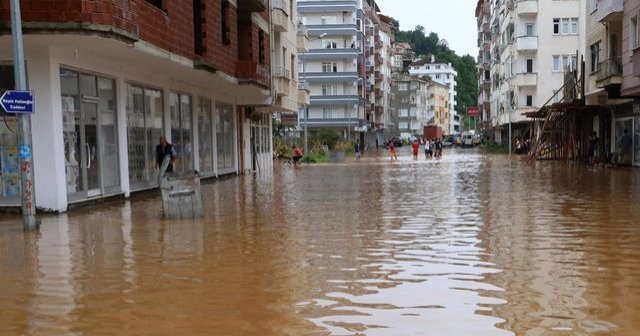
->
[477,0,585,141]
[0,0,273,211]
[296,0,392,142]
[364,9,394,146]
[391,75,430,139]
[297,0,364,138]
[409,56,459,135]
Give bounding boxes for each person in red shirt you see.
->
[293,145,303,165]
[388,141,398,160]
[412,140,420,160]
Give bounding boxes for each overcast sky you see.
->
[375,0,478,57]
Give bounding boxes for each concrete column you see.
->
[116,76,130,197]
[30,46,68,212]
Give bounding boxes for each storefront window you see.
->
[198,98,214,173]
[126,84,163,190]
[0,64,20,204]
[170,93,193,172]
[60,68,119,199]
[216,103,235,170]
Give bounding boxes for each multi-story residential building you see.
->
[408,56,459,135]
[364,6,394,146]
[271,0,309,133]
[297,0,364,138]
[0,0,272,211]
[480,0,585,142]
[585,0,639,166]
[476,0,492,127]
[391,75,430,139]
[428,79,452,134]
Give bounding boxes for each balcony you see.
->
[513,72,537,87]
[304,24,359,37]
[309,95,361,106]
[273,66,291,97]
[272,0,290,32]
[516,0,538,16]
[596,57,623,88]
[237,61,270,89]
[516,36,538,51]
[302,72,359,83]
[299,48,360,60]
[595,0,623,23]
[238,0,268,12]
[298,82,310,105]
[297,0,358,14]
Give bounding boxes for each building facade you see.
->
[297,0,364,137]
[0,0,274,211]
[585,0,640,166]
[428,79,452,134]
[408,56,459,135]
[391,75,430,139]
[478,0,585,141]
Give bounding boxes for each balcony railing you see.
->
[516,0,538,15]
[596,57,623,87]
[274,66,291,79]
[272,0,290,14]
[302,72,359,83]
[237,61,271,88]
[516,36,538,51]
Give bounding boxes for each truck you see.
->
[423,125,442,140]
[461,131,474,147]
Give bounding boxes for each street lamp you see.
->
[302,32,326,156]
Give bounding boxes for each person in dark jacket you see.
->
[156,136,177,173]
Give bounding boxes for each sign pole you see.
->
[10,0,37,230]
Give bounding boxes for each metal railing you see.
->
[274,66,291,79]
[597,57,622,81]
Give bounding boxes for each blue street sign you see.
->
[0,90,34,114]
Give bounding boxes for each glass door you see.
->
[83,100,101,197]
[615,118,633,166]
[61,69,120,201]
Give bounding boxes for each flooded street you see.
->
[1,149,640,335]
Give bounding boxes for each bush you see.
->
[315,129,341,150]
[334,139,355,153]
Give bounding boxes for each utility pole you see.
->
[10,0,37,230]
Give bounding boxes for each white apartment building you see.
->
[484,0,585,138]
[391,75,430,139]
[297,0,364,137]
[408,56,459,135]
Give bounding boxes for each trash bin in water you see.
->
[158,156,204,219]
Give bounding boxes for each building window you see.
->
[125,84,163,190]
[553,55,577,72]
[632,16,639,50]
[321,84,337,96]
[398,83,409,91]
[146,0,163,9]
[554,17,578,35]
[216,103,235,170]
[526,59,533,73]
[322,62,338,73]
[169,93,194,173]
[590,42,601,73]
[322,108,336,118]
[526,24,534,37]
[526,95,533,107]
[198,98,214,173]
[399,109,409,117]
[193,0,204,55]
[221,1,231,46]
[258,30,265,64]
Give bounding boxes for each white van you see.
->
[461,132,474,147]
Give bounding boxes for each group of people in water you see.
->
[387,138,444,161]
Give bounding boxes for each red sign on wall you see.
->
[467,107,480,117]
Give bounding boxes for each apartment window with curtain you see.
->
[590,42,601,73]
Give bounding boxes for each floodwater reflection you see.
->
[1,149,639,335]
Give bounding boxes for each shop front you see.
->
[614,102,640,167]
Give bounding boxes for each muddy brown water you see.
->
[1,149,639,335]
